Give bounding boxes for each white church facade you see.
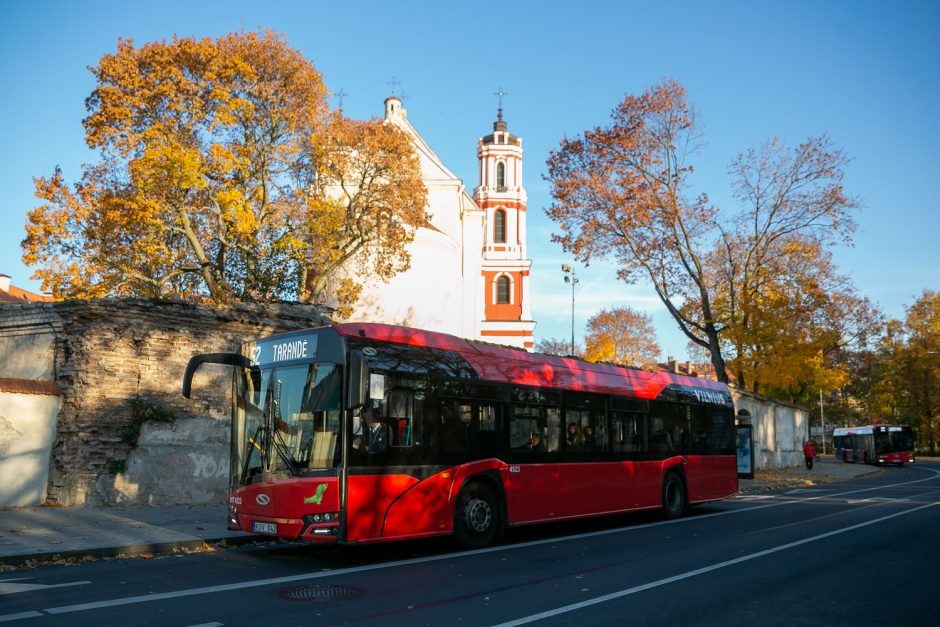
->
[344,96,536,350]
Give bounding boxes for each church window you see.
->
[494,209,506,243]
[496,162,506,191]
[496,276,511,304]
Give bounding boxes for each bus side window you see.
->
[546,407,561,452]
[441,401,470,458]
[650,415,672,458]
[479,404,497,431]
[384,386,426,449]
[509,405,540,449]
[589,411,608,453]
[611,410,641,454]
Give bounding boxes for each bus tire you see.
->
[661,471,687,520]
[454,481,500,549]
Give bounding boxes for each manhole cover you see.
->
[277,584,364,602]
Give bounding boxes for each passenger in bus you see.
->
[440,404,468,453]
[528,432,545,451]
[566,423,584,448]
[582,425,595,450]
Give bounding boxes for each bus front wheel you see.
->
[454,481,500,549]
[662,471,687,520]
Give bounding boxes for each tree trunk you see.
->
[705,324,729,384]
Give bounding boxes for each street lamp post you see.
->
[819,389,827,454]
[562,264,579,356]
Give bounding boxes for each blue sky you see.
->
[2,0,938,359]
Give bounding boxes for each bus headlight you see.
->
[303,512,339,526]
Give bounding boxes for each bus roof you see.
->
[831,424,912,436]
[332,322,730,402]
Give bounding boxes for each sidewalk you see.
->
[737,455,883,494]
[0,503,256,568]
[0,457,925,569]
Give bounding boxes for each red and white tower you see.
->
[474,97,535,350]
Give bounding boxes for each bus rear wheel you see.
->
[661,471,687,520]
[454,481,501,549]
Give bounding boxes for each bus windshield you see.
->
[875,428,916,454]
[241,362,342,481]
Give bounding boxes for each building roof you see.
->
[654,357,737,385]
[0,274,54,303]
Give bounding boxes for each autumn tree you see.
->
[714,236,882,399]
[901,291,940,452]
[23,31,427,309]
[582,307,660,366]
[546,79,860,387]
[869,291,940,452]
[301,115,427,314]
[842,319,905,425]
[713,135,867,393]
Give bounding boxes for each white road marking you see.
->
[0,612,43,623]
[0,578,91,595]
[492,497,940,626]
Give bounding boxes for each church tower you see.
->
[473,100,536,350]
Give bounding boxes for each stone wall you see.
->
[0,299,330,506]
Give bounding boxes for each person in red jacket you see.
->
[803,441,818,469]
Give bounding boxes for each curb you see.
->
[0,534,272,568]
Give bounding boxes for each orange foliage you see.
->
[546,79,727,380]
[22,30,426,310]
[546,79,862,390]
[302,115,428,316]
[583,307,661,366]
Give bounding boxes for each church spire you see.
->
[474,86,535,350]
[493,86,508,132]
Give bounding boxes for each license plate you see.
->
[252,521,277,535]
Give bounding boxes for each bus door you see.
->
[557,393,605,517]
[602,400,649,510]
[506,404,559,522]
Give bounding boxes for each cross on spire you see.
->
[333,88,348,112]
[388,76,403,99]
[494,86,509,120]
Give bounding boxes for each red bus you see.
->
[182,323,738,548]
[832,424,916,466]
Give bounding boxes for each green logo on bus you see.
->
[303,484,328,505]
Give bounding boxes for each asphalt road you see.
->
[3,463,939,626]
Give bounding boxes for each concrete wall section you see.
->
[733,390,808,470]
[0,388,61,507]
[96,417,231,505]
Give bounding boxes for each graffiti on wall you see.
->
[188,452,228,479]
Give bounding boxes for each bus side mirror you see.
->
[347,350,369,410]
[182,353,253,398]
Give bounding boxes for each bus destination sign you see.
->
[251,333,319,367]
